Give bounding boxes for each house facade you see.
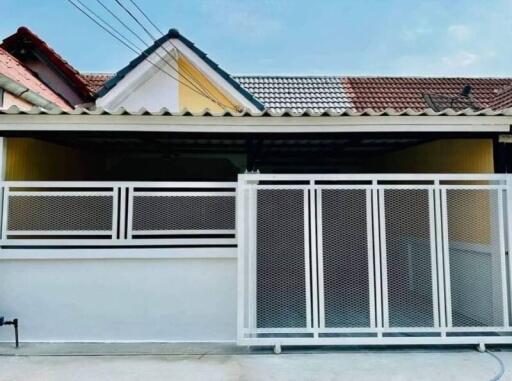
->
[1,27,512,348]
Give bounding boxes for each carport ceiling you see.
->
[38,136,424,157]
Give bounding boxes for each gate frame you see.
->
[237,173,512,347]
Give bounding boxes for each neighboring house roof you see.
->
[86,74,512,112]
[235,76,351,112]
[490,83,512,110]
[0,46,71,110]
[1,27,93,102]
[96,29,264,111]
[237,76,512,112]
[81,73,113,93]
[340,77,512,112]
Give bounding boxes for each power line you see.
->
[67,0,232,109]
[105,0,227,109]
[68,0,140,55]
[75,0,142,51]
[114,0,157,40]
[95,0,216,101]
[95,0,150,50]
[115,0,222,106]
[128,0,164,35]
[129,0,220,102]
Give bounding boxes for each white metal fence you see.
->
[0,181,237,246]
[237,174,512,346]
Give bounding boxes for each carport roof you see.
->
[2,105,512,116]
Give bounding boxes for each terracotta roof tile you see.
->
[1,27,92,101]
[342,77,512,112]
[81,73,114,93]
[490,83,512,110]
[0,47,71,110]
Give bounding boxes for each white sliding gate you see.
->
[237,174,512,346]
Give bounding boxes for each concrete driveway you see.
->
[0,344,510,381]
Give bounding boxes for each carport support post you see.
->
[0,137,5,241]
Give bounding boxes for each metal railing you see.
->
[0,181,237,246]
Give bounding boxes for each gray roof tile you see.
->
[233,76,352,112]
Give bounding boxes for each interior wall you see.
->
[377,138,494,173]
[374,138,495,248]
[5,138,104,181]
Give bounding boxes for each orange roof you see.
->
[0,46,71,110]
[81,73,113,93]
[490,83,512,110]
[2,27,92,101]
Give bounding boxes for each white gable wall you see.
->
[96,50,179,111]
[114,64,179,111]
[96,38,260,113]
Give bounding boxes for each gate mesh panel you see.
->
[8,195,113,231]
[446,189,504,327]
[384,189,435,327]
[321,189,370,328]
[256,189,307,328]
[132,195,235,231]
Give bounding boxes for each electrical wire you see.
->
[67,0,231,109]
[116,0,222,105]
[102,0,218,107]
[95,0,218,99]
[128,0,164,35]
[112,0,231,109]
[67,0,140,56]
[96,0,226,107]
[75,0,142,52]
[68,0,226,108]
[485,350,505,381]
[95,0,150,49]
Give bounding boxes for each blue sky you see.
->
[2,0,511,76]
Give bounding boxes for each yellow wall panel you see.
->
[379,138,494,245]
[379,139,494,173]
[6,138,102,181]
[178,56,240,112]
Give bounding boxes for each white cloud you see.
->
[448,24,472,41]
[441,51,479,68]
[402,26,432,41]
[201,0,283,40]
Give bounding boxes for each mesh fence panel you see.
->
[383,189,435,327]
[256,189,307,328]
[321,189,370,328]
[132,195,235,231]
[446,189,504,327]
[8,195,113,231]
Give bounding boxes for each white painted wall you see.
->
[96,53,179,112]
[111,64,179,112]
[0,248,237,342]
